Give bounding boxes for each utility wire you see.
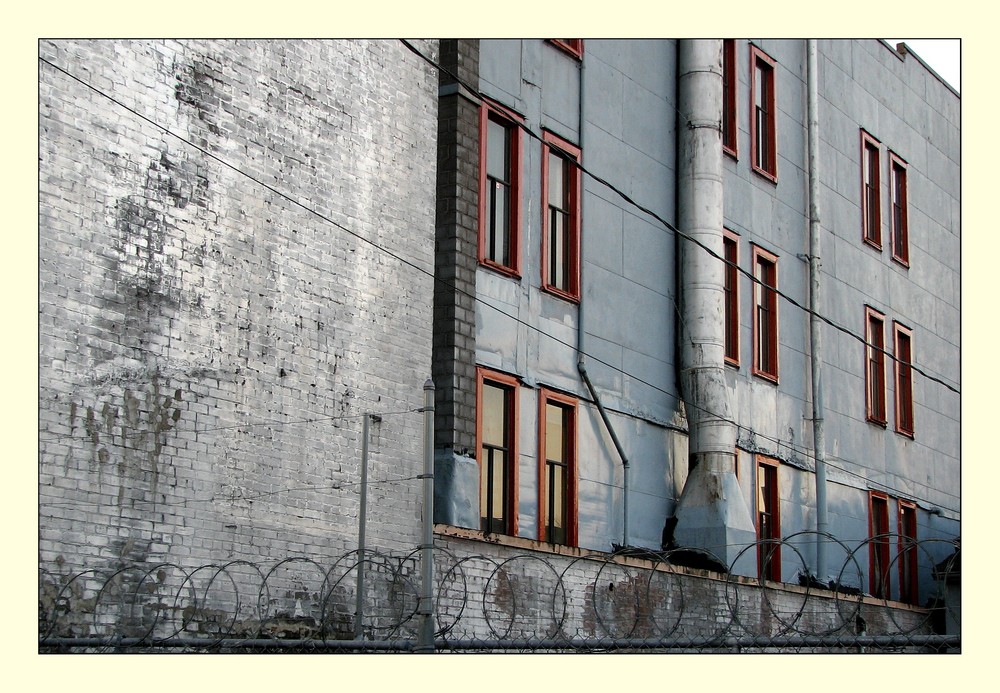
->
[37,402,422,444]
[398,39,960,397]
[396,39,962,513]
[38,50,820,477]
[39,473,428,512]
[38,48,959,513]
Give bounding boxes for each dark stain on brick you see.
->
[83,406,99,447]
[174,58,225,136]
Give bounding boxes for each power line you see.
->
[37,49,814,478]
[396,39,961,511]
[39,473,428,512]
[37,46,958,514]
[398,39,960,397]
[37,406,422,445]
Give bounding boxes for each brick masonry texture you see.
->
[38,39,440,577]
[432,39,480,456]
[433,533,932,646]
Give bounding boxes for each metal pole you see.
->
[807,39,829,584]
[354,413,371,640]
[623,462,630,549]
[417,378,436,652]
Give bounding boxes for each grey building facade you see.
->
[432,38,960,606]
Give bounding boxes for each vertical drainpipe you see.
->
[806,39,829,584]
[672,39,755,573]
[572,43,631,549]
[417,378,436,651]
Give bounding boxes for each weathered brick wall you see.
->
[431,40,482,528]
[38,40,439,583]
[433,532,935,649]
[432,39,479,457]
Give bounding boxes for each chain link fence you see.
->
[38,534,959,653]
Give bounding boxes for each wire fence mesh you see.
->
[38,534,959,653]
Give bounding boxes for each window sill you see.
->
[547,40,583,61]
[434,523,582,556]
[479,259,522,281]
[541,284,581,304]
[751,164,778,184]
[862,237,883,253]
[752,369,779,384]
[891,254,910,269]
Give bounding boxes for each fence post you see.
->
[354,413,375,640]
[417,378,436,652]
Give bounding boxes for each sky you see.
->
[884,39,961,92]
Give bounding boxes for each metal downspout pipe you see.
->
[677,40,730,462]
[579,364,630,548]
[806,40,829,584]
[417,379,436,651]
[572,45,631,549]
[671,40,755,573]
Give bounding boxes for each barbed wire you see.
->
[39,534,959,653]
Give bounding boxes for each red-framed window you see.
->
[889,151,909,266]
[750,45,777,181]
[861,129,882,249]
[752,245,779,382]
[865,306,887,426]
[477,367,520,536]
[548,39,583,60]
[722,39,738,158]
[479,99,523,277]
[898,500,919,605]
[541,130,582,301]
[723,229,740,366]
[538,388,578,546]
[893,321,914,437]
[756,455,781,582]
[869,491,891,599]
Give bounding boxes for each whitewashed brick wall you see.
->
[38,39,439,580]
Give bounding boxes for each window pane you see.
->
[724,237,738,360]
[545,403,564,463]
[480,448,507,533]
[550,210,567,290]
[755,63,764,108]
[755,109,765,167]
[548,151,564,206]
[551,463,564,529]
[897,331,913,432]
[757,462,779,580]
[723,41,735,150]
[489,182,509,264]
[487,118,508,181]
[482,383,506,446]
[868,314,885,421]
[892,164,907,258]
[491,450,506,519]
[754,255,776,376]
[871,497,889,597]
